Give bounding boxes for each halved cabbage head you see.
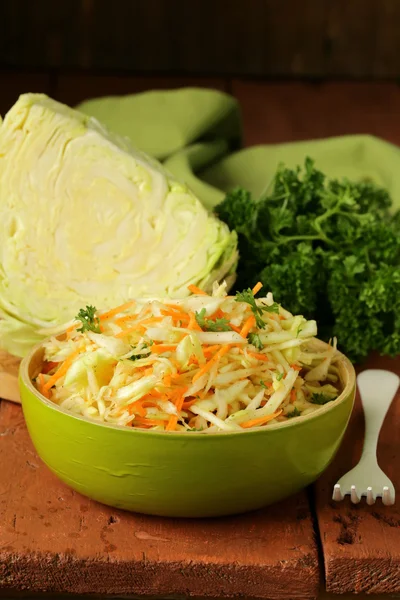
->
[0,94,238,357]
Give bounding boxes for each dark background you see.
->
[1,0,400,146]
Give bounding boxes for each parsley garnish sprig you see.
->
[195,308,232,332]
[75,305,101,333]
[235,289,279,329]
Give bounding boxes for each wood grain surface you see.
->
[0,350,20,404]
[232,81,400,147]
[2,0,400,78]
[0,400,320,598]
[315,353,400,594]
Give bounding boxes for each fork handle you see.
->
[357,369,399,462]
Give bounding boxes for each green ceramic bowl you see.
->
[19,338,355,518]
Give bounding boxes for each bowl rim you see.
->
[20,336,356,438]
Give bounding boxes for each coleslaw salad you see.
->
[34,282,340,432]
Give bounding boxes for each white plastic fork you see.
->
[333,369,399,506]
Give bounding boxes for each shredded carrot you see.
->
[229,323,242,334]
[248,351,269,362]
[240,315,255,338]
[165,416,178,431]
[160,308,190,325]
[142,400,159,408]
[208,308,224,320]
[165,388,187,431]
[188,311,202,331]
[252,282,263,295]
[147,389,163,399]
[163,374,172,387]
[129,400,146,417]
[192,345,231,383]
[290,389,297,403]
[114,314,138,326]
[116,316,165,336]
[99,301,136,321]
[138,317,165,326]
[164,303,188,313]
[290,364,302,371]
[162,372,182,387]
[43,348,83,392]
[188,284,207,295]
[202,344,223,356]
[240,410,282,429]
[130,398,159,415]
[150,344,177,354]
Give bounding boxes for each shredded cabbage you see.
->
[35,284,341,432]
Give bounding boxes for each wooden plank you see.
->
[1,0,399,78]
[324,0,380,77]
[0,1,83,68]
[232,81,400,147]
[54,74,229,108]
[0,400,320,598]
[373,0,400,77]
[0,72,51,117]
[86,0,327,77]
[0,351,20,404]
[314,354,400,594]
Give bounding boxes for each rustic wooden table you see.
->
[0,76,400,599]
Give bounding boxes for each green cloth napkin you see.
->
[77,88,400,211]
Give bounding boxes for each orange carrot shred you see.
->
[150,345,177,354]
[163,374,172,387]
[240,315,255,338]
[203,344,223,355]
[229,323,242,334]
[99,301,136,321]
[164,303,188,313]
[240,410,282,429]
[252,282,263,295]
[248,352,269,362]
[192,345,231,383]
[43,348,83,392]
[114,314,138,326]
[188,284,207,295]
[129,400,147,417]
[165,388,187,431]
[188,311,202,331]
[290,389,297,403]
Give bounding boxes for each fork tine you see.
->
[350,485,361,504]
[366,487,375,505]
[332,483,343,501]
[382,486,394,506]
